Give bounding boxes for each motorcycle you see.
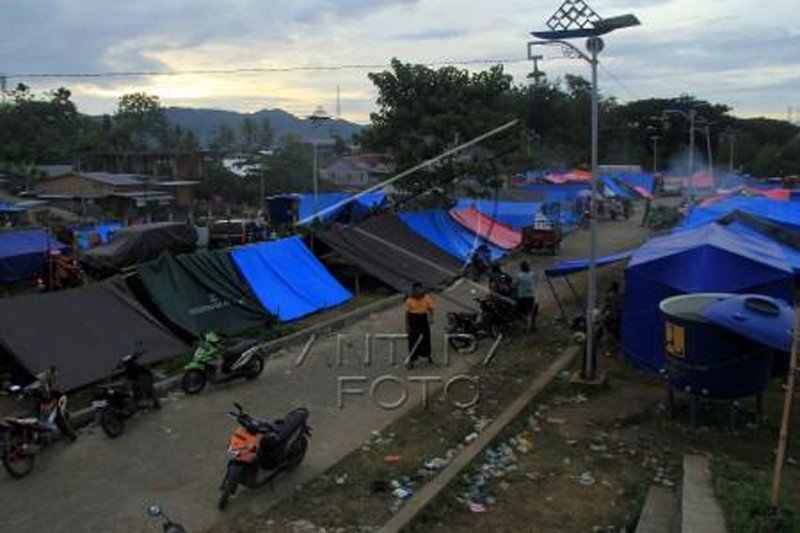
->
[93,348,161,439]
[1,384,77,478]
[146,504,187,533]
[181,333,266,395]
[218,402,311,510]
[446,297,506,350]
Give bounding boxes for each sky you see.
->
[1,0,798,123]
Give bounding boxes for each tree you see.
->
[260,118,274,149]
[211,122,237,152]
[240,117,259,152]
[360,59,522,195]
[113,92,167,150]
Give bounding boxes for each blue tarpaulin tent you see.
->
[0,201,27,213]
[622,223,795,372]
[545,250,634,278]
[230,236,352,321]
[73,222,124,251]
[298,192,352,223]
[399,209,505,262]
[0,228,69,284]
[455,199,543,230]
[599,176,634,199]
[615,173,655,194]
[680,197,800,234]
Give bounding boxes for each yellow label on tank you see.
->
[665,322,685,358]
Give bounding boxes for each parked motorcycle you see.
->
[446,297,505,350]
[93,348,161,438]
[218,402,311,510]
[181,332,265,395]
[146,504,187,533]
[1,384,76,478]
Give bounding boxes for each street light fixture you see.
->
[528,0,640,381]
[306,106,331,222]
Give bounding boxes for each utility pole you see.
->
[650,135,660,173]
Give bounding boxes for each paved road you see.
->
[0,214,651,532]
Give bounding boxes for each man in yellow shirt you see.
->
[405,282,434,368]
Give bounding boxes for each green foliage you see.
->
[645,205,681,230]
[714,459,799,533]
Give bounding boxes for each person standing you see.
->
[516,261,537,331]
[405,282,435,369]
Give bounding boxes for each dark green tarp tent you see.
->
[136,250,272,337]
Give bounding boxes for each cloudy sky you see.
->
[2,0,798,123]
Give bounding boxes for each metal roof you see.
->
[79,172,145,186]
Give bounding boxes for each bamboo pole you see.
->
[771,306,800,507]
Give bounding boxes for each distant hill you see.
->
[163,107,364,147]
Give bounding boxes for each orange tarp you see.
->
[449,208,521,250]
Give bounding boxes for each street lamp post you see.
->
[529,1,640,381]
[651,135,660,173]
[307,106,331,222]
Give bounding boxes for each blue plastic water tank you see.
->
[659,293,775,399]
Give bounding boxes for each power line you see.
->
[4,58,531,80]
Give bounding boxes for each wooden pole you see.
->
[771,306,800,507]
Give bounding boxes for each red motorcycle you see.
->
[218,403,311,510]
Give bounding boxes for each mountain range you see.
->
[163,107,364,147]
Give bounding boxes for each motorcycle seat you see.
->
[225,339,259,358]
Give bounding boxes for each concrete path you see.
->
[682,455,727,533]
[0,215,651,532]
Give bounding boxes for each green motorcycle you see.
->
[181,332,265,394]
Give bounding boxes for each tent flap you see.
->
[230,237,352,321]
[0,228,68,284]
[318,213,462,292]
[399,209,505,262]
[545,250,634,278]
[136,250,271,337]
[0,277,185,390]
[449,208,521,250]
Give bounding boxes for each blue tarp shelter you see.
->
[0,228,69,284]
[455,199,543,230]
[680,197,800,234]
[230,236,352,321]
[616,173,655,194]
[0,201,27,213]
[298,192,352,223]
[599,176,634,199]
[622,223,795,373]
[73,222,124,251]
[545,250,634,278]
[399,209,505,262]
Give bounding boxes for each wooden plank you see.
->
[379,346,580,533]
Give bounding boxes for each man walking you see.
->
[516,261,537,331]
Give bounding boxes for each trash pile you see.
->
[452,429,536,513]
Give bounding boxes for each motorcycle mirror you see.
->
[233,402,243,413]
[147,504,163,517]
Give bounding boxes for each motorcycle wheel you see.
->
[2,429,34,479]
[285,435,309,471]
[244,355,265,381]
[181,369,207,395]
[99,409,125,439]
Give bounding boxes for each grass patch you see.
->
[713,458,800,533]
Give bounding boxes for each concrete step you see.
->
[681,454,727,533]
[635,485,679,533]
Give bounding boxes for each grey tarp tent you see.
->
[82,222,197,275]
[0,277,186,390]
[135,250,273,338]
[318,213,462,292]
